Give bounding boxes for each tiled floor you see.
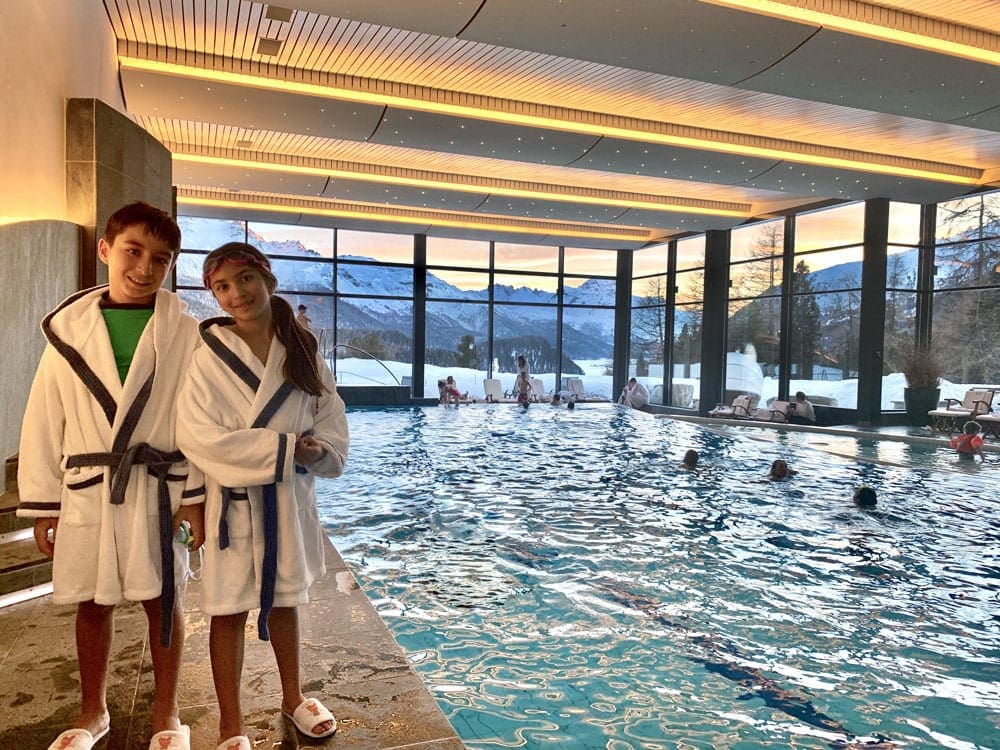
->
[0,539,465,750]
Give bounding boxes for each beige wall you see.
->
[0,1,123,221]
[0,1,120,456]
[0,4,173,457]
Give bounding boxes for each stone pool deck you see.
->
[0,537,464,750]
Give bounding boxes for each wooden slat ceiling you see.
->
[105,0,1000,249]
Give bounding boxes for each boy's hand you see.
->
[34,517,58,558]
[174,503,206,551]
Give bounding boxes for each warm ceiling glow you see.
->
[120,56,982,186]
[172,153,748,218]
[701,0,1000,66]
[176,193,652,243]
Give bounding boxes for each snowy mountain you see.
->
[176,218,616,360]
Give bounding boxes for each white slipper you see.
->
[283,697,337,738]
[215,736,251,750]
[46,726,109,750]
[149,724,190,750]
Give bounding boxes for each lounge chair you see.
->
[751,400,790,422]
[928,389,995,432]
[483,378,503,403]
[530,377,547,402]
[708,394,757,418]
[566,377,586,401]
[978,413,1000,438]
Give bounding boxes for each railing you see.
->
[331,344,403,386]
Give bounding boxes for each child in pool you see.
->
[951,420,985,460]
[515,372,532,406]
[769,459,796,480]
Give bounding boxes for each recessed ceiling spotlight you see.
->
[264,5,293,22]
[256,37,283,56]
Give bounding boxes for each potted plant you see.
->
[901,344,944,426]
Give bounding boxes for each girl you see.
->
[177,243,349,750]
[516,354,529,381]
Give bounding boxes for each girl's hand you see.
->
[295,435,326,465]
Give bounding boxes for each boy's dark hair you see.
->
[103,201,181,255]
[298,304,307,312]
[964,420,982,435]
[683,449,699,467]
[853,486,877,507]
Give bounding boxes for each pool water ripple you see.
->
[321,405,999,749]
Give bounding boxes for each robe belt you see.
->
[217,484,279,641]
[217,429,312,641]
[65,446,187,648]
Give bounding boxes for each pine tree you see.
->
[455,334,481,368]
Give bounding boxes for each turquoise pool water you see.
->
[319,405,999,749]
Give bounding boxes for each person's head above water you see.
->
[683,449,699,468]
[853,486,877,507]
[963,420,982,435]
[769,459,789,479]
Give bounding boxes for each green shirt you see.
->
[101,306,154,383]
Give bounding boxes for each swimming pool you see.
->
[319,405,999,749]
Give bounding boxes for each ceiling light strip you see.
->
[699,0,1000,65]
[171,150,750,216]
[176,187,652,242]
[118,45,983,184]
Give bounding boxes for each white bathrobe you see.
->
[17,287,203,607]
[176,322,348,620]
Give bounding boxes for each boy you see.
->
[951,420,985,460]
[17,202,204,750]
[515,372,533,406]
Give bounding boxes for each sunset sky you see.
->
[244,198,941,292]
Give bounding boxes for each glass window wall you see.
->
[785,206,867,409]
[337,229,413,263]
[335,298,412,386]
[932,192,1000,389]
[882,201,922,410]
[426,237,489,269]
[493,304,558,397]
[670,237,705,409]
[495,242,559,273]
[728,221,782,404]
[427,269,490,301]
[248,223,334,258]
[425,301,489,398]
[629,243,667,401]
[563,246,618,277]
[561,306,614,400]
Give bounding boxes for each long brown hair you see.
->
[203,242,327,396]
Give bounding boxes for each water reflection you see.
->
[320,405,999,749]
